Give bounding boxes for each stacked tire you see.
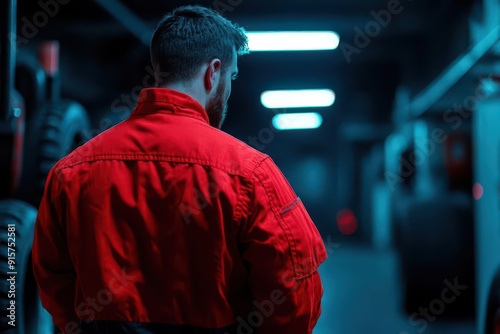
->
[0,51,92,333]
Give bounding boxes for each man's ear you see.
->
[204,59,222,91]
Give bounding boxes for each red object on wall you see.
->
[444,132,472,191]
[39,41,59,76]
[337,209,358,235]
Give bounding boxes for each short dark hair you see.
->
[150,5,249,84]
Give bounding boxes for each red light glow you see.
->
[473,183,484,201]
[337,209,358,235]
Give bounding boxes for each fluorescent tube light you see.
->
[246,31,340,51]
[261,89,335,109]
[272,113,323,130]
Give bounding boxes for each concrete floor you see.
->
[313,246,476,334]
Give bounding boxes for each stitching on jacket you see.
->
[235,156,270,224]
[251,157,278,214]
[252,161,298,278]
[280,197,301,216]
[233,177,251,229]
[58,155,246,177]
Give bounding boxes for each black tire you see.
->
[399,192,475,317]
[15,55,47,119]
[486,269,500,334]
[0,200,54,333]
[17,101,92,206]
[0,90,25,199]
[391,191,412,251]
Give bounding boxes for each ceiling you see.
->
[14,0,475,134]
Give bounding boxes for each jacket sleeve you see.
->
[32,167,78,333]
[238,157,328,334]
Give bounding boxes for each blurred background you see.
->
[1,0,500,333]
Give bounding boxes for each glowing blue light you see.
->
[261,89,335,109]
[246,31,340,51]
[272,113,323,130]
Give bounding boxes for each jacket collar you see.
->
[132,88,210,125]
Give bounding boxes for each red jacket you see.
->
[32,88,328,334]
